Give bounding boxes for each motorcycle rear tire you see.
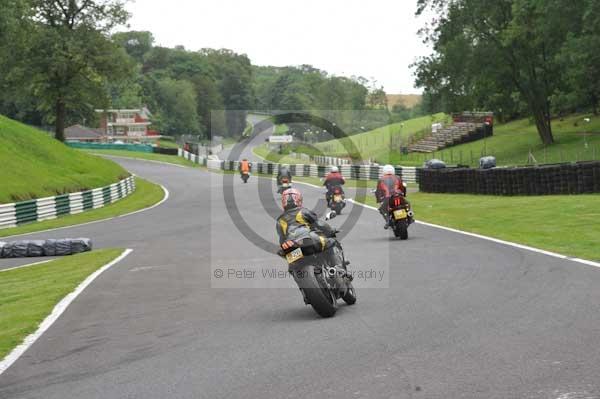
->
[393,220,409,240]
[297,266,337,317]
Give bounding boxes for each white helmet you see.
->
[382,164,395,175]
[330,166,339,173]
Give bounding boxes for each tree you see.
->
[367,86,387,110]
[415,0,588,145]
[155,77,201,135]
[556,0,600,114]
[113,31,154,63]
[10,1,133,141]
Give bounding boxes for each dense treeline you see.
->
[111,31,254,138]
[254,65,395,133]
[414,0,600,144]
[0,0,410,141]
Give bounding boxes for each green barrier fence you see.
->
[66,142,154,153]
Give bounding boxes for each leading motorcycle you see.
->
[386,192,414,240]
[241,171,250,183]
[278,212,356,317]
[327,185,346,215]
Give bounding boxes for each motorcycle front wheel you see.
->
[333,202,343,215]
[342,282,357,305]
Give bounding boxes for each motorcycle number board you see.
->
[286,248,304,264]
[393,209,407,220]
[334,195,342,201]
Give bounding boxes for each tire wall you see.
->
[417,161,600,195]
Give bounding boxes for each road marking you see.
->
[0,248,133,376]
[0,184,169,239]
[209,166,600,268]
[346,198,600,269]
[0,259,53,273]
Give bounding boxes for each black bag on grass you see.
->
[479,156,496,169]
[26,240,46,257]
[3,241,28,258]
[70,238,92,254]
[55,239,73,256]
[425,159,446,169]
[42,239,58,256]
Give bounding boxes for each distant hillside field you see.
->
[313,113,449,160]
[379,113,600,166]
[387,94,422,109]
[0,115,128,203]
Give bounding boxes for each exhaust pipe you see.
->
[408,210,414,217]
[326,267,337,278]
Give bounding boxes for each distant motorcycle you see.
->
[327,186,346,215]
[241,171,250,183]
[277,177,292,194]
[278,211,356,317]
[386,192,414,240]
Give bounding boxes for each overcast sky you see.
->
[124,0,431,94]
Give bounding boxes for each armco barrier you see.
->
[66,142,154,153]
[178,149,419,183]
[0,176,135,230]
[418,161,600,195]
[67,142,181,156]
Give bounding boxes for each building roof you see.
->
[65,125,104,139]
[95,109,143,113]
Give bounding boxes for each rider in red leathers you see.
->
[323,166,345,206]
[375,164,410,229]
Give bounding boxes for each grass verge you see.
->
[252,145,306,164]
[308,113,449,160]
[274,124,289,135]
[0,177,164,238]
[355,192,600,262]
[380,114,600,166]
[0,248,125,359]
[157,138,180,149]
[0,115,128,203]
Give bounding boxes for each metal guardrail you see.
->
[0,176,135,230]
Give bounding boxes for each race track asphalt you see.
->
[1,157,600,399]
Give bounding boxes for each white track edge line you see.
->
[208,166,600,268]
[0,248,133,375]
[0,184,169,239]
[346,198,600,268]
[0,259,53,273]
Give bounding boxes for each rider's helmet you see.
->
[330,166,339,173]
[382,164,395,175]
[282,188,303,210]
